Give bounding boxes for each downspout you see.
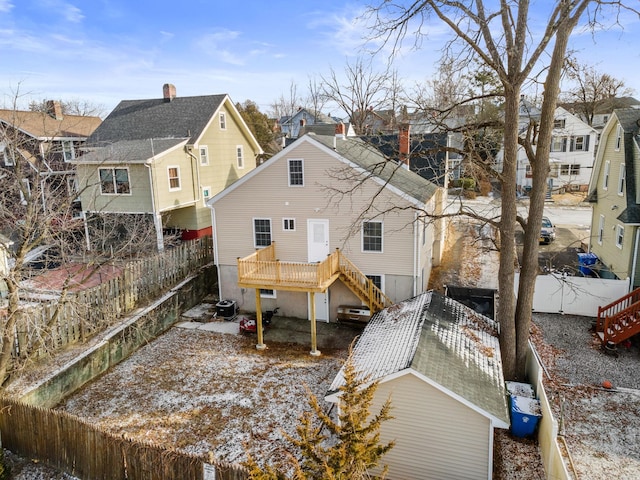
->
[631,228,640,292]
[413,211,420,296]
[185,146,201,202]
[210,206,222,300]
[145,139,163,251]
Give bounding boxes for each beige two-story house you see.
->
[587,108,640,288]
[208,132,445,327]
[75,84,262,251]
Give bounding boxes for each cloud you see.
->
[194,29,246,66]
[36,0,84,23]
[0,0,14,13]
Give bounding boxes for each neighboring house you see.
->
[278,108,338,139]
[0,101,102,218]
[208,132,445,326]
[362,124,451,187]
[587,108,640,287]
[560,96,640,134]
[516,106,598,193]
[359,108,397,135]
[74,84,263,250]
[326,290,509,480]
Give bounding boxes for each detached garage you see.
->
[326,291,510,480]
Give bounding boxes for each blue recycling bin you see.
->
[510,395,542,437]
[577,252,598,276]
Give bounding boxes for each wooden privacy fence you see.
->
[0,396,249,480]
[7,237,214,361]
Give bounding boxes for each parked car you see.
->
[539,216,556,244]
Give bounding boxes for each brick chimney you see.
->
[335,122,346,139]
[399,122,410,166]
[46,100,63,120]
[163,83,176,102]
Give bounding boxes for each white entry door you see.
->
[308,219,330,322]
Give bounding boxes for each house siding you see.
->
[212,138,434,317]
[370,373,491,480]
[76,163,152,213]
[590,119,634,282]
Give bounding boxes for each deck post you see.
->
[309,292,321,356]
[255,289,266,350]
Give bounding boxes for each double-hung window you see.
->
[618,164,626,196]
[553,118,566,129]
[219,112,227,130]
[288,159,304,186]
[168,166,181,191]
[202,186,212,206]
[99,167,130,194]
[362,221,383,252]
[550,136,566,152]
[236,146,244,169]
[254,218,272,248]
[616,225,624,249]
[603,161,610,190]
[62,140,75,161]
[570,135,589,152]
[598,215,605,245]
[199,146,209,166]
[615,125,623,151]
[366,274,384,292]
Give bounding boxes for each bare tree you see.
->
[561,57,635,125]
[320,57,395,135]
[363,0,637,380]
[306,75,328,120]
[270,80,302,122]
[29,98,106,118]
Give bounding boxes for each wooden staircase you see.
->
[337,254,393,314]
[595,287,640,345]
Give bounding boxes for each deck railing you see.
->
[237,243,391,313]
[596,287,640,344]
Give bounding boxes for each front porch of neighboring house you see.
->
[237,242,393,355]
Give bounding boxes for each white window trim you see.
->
[366,274,385,294]
[598,215,605,245]
[99,167,131,195]
[616,224,624,249]
[603,161,610,190]
[618,163,626,196]
[253,218,272,248]
[199,146,209,166]
[2,145,14,166]
[168,165,181,191]
[283,218,296,231]
[19,178,31,205]
[236,145,244,169]
[362,220,383,253]
[62,140,75,162]
[260,289,277,299]
[288,159,304,187]
[202,186,212,206]
[219,112,227,130]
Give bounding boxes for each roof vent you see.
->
[163,83,176,102]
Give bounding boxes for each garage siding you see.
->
[370,373,491,480]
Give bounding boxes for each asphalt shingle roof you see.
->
[87,94,226,145]
[313,134,439,204]
[329,291,509,426]
[0,109,101,138]
[79,138,187,164]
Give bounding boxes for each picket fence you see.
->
[7,237,214,361]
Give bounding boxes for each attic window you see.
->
[615,125,622,151]
[553,118,566,129]
[219,112,227,130]
[199,146,209,166]
[236,145,244,169]
[288,159,304,186]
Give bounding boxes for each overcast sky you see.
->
[0,0,638,118]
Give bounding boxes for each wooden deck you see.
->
[596,287,640,345]
[237,243,392,313]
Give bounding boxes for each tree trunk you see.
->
[497,85,521,380]
[513,20,579,380]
